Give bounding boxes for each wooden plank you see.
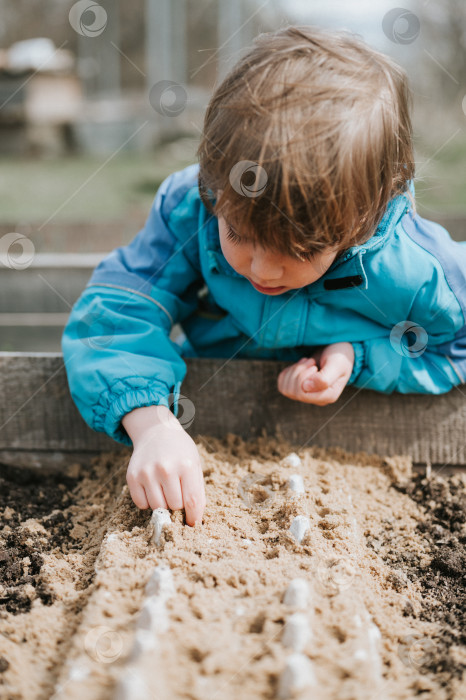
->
[0,353,465,470]
[0,313,71,326]
[0,255,104,314]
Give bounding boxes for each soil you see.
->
[0,433,465,700]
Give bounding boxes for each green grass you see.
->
[0,139,198,225]
[413,126,466,218]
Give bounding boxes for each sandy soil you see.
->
[0,433,465,700]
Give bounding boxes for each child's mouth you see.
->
[248,278,287,294]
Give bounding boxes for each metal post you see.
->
[77,0,121,97]
[145,0,172,93]
[217,0,243,82]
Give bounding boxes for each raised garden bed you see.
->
[0,354,465,699]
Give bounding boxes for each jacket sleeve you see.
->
[347,337,464,394]
[348,214,466,395]
[348,285,466,395]
[61,166,204,446]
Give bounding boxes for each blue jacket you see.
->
[61,163,466,446]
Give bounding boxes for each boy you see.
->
[61,25,466,528]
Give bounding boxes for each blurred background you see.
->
[0,0,465,351]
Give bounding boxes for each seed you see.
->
[288,474,305,494]
[150,508,172,547]
[282,613,312,652]
[114,672,150,700]
[277,652,316,699]
[282,453,302,468]
[283,578,310,609]
[137,596,169,635]
[289,515,310,544]
[145,564,175,600]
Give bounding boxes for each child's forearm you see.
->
[122,404,177,442]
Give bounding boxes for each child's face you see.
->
[217,211,339,295]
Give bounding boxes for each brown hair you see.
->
[196,24,416,260]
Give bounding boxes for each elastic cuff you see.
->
[93,377,173,446]
[348,342,365,384]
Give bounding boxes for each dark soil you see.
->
[375,472,466,694]
[0,463,80,615]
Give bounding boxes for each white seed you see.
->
[283,578,310,609]
[288,474,304,494]
[129,629,158,661]
[282,612,312,652]
[67,663,89,681]
[114,672,149,700]
[136,596,169,635]
[150,508,172,546]
[354,648,368,661]
[289,515,310,544]
[144,564,175,600]
[277,652,316,700]
[353,620,383,683]
[282,452,302,468]
[367,623,383,678]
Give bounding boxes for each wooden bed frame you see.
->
[1,353,465,475]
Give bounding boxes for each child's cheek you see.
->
[225,247,247,275]
[220,238,248,274]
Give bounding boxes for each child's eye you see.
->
[225,224,242,245]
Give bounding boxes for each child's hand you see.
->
[122,405,206,527]
[277,342,354,406]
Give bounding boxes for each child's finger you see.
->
[278,358,315,384]
[180,466,206,527]
[143,479,169,511]
[278,360,317,397]
[129,483,150,510]
[159,475,184,511]
[303,352,348,391]
[301,383,339,405]
[302,370,329,392]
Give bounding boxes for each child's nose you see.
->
[250,250,283,282]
